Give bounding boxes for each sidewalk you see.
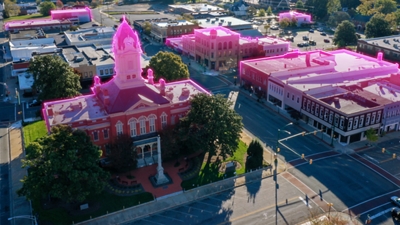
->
[8,121,32,225]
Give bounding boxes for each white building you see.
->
[64,27,116,46]
[10,38,58,63]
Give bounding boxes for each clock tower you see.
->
[112,17,145,89]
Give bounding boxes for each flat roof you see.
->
[359,34,400,53]
[16,71,34,90]
[5,19,71,29]
[153,20,194,28]
[51,8,90,14]
[77,45,114,66]
[65,27,115,44]
[242,50,399,92]
[169,3,224,12]
[364,81,400,102]
[62,46,89,67]
[9,29,45,40]
[197,17,252,29]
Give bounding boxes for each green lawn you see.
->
[4,14,50,22]
[32,191,154,225]
[23,120,48,146]
[181,140,248,190]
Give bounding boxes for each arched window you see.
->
[139,116,146,135]
[211,43,214,49]
[115,121,123,135]
[228,41,232,49]
[218,43,222,50]
[128,118,137,137]
[161,112,167,128]
[148,114,156,133]
[223,42,227,50]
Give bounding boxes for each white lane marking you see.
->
[303,145,312,151]
[364,154,380,164]
[369,208,393,220]
[299,197,312,208]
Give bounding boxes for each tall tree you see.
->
[341,0,361,9]
[258,8,266,17]
[327,0,342,15]
[246,5,257,16]
[385,9,400,30]
[108,134,137,172]
[279,18,290,30]
[149,51,189,82]
[28,55,81,101]
[3,0,20,18]
[358,0,396,15]
[178,94,243,163]
[366,128,379,143]
[18,125,109,203]
[365,13,392,38]
[333,20,358,47]
[159,125,181,161]
[305,0,329,19]
[327,11,351,27]
[246,140,264,171]
[266,6,272,16]
[295,0,305,9]
[56,0,64,8]
[39,1,56,16]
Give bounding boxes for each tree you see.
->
[178,94,243,163]
[18,125,109,203]
[327,11,351,27]
[40,1,56,16]
[247,5,257,16]
[143,21,152,35]
[358,0,396,15]
[327,0,342,15]
[246,140,264,171]
[56,0,64,8]
[28,55,81,101]
[258,8,266,17]
[159,125,181,161]
[295,0,305,9]
[365,13,392,38]
[366,128,378,144]
[266,6,272,16]
[305,0,328,19]
[333,20,358,47]
[108,134,137,172]
[3,0,20,18]
[279,18,290,29]
[385,9,400,29]
[149,51,189,82]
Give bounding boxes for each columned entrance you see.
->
[134,136,159,168]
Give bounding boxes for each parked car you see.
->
[309,40,316,45]
[92,24,99,27]
[270,25,279,30]
[297,42,304,47]
[320,32,327,36]
[392,207,400,220]
[392,196,400,207]
[302,36,309,40]
[317,27,323,32]
[324,38,330,43]
[29,99,42,107]
[309,29,314,33]
[303,42,309,47]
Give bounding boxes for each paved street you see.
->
[121,175,321,225]
[0,126,10,225]
[359,203,400,225]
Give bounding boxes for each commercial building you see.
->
[64,27,116,46]
[9,29,46,40]
[150,20,198,43]
[4,19,72,32]
[51,7,92,23]
[231,0,249,17]
[357,34,400,65]
[197,17,253,31]
[278,11,312,27]
[41,19,209,165]
[166,26,290,71]
[240,50,400,144]
[168,3,224,14]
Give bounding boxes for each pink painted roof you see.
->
[113,16,141,53]
[51,8,89,14]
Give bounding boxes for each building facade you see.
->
[357,34,400,65]
[279,11,312,27]
[240,50,400,145]
[166,26,290,71]
[42,19,209,166]
[150,20,198,43]
[4,19,72,32]
[50,7,92,23]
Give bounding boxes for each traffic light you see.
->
[382,148,386,153]
[302,132,306,136]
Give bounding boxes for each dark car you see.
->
[309,40,316,45]
[297,43,304,47]
[29,99,42,107]
[92,24,99,27]
[302,36,309,40]
[324,38,330,43]
[309,29,314,33]
[320,32,327,36]
[392,196,400,207]
[392,207,400,220]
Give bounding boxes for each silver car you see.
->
[391,196,400,207]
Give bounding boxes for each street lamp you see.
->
[274,122,292,225]
[330,125,335,146]
[8,215,38,225]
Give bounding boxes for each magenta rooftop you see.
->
[241,50,400,91]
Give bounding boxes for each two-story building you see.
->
[41,18,209,167]
[166,26,290,71]
[150,20,198,43]
[357,34,400,65]
[279,11,312,27]
[240,50,400,144]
